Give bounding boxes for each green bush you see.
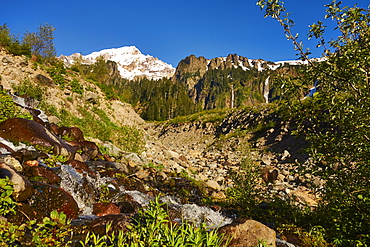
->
[13,80,44,101]
[70,79,84,95]
[0,24,31,57]
[0,90,18,122]
[257,0,370,245]
[0,177,17,216]
[28,211,72,246]
[46,60,67,88]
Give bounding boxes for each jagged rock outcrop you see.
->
[171,54,279,109]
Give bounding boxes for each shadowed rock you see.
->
[58,126,85,142]
[65,160,95,175]
[25,165,61,185]
[68,141,101,161]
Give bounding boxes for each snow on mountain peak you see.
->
[60,46,175,81]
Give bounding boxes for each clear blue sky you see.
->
[1,0,367,66]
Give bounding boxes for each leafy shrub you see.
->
[0,90,18,122]
[70,79,84,95]
[46,60,67,88]
[13,80,44,101]
[0,177,17,216]
[257,0,370,245]
[0,24,31,57]
[226,156,261,213]
[0,220,26,246]
[28,211,72,246]
[54,105,144,153]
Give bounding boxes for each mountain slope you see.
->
[60,46,175,80]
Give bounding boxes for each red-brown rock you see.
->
[93,202,121,217]
[26,166,61,184]
[68,141,101,161]
[0,118,75,159]
[30,181,79,219]
[58,126,85,142]
[65,160,95,175]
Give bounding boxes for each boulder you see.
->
[65,160,95,175]
[25,165,61,184]
[0,162,34,201]
[2,56,13,64]
[92,202,121,217]
[219,219,276,247]
[29,181,79,219]
[205,180,221,191]
[0,155,23,172]
[58,126,85,142]
[68,141,101,161]
[34,74,54,86]
[0,118,75,159]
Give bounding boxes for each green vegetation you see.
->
[0,177,17,216]
[70,78,84,94]
[0,183,229,246]
[23,23,56,59]
[82,197,230,247]
[167,108,230,125]
[28,210,72,246]
[253,0,370,245]
[13,80,44,101]
[0,22,56,59]
[47,104,144,153]
[46,59,67,88]
[0,178,72,246]
[0,89,32,122]
[0,90,20,122]
[0,24,31,57]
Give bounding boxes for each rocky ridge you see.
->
[171,54,307,91]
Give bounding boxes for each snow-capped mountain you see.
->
[60,46,175,80]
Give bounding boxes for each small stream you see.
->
[60,164,232,229]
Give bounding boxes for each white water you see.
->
[161,195,232,229]
[59,165,232,228]
[0,137,36,154]
[263,76,270,103]
[59,165,112,215]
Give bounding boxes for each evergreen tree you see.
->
[0,24,31,56]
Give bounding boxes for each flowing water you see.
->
[60,164,232,228]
